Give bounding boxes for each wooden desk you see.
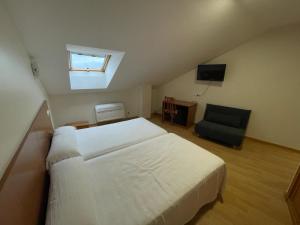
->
[162,99,197,127]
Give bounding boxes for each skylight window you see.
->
[68,52,111,72]
[66,44,125,90]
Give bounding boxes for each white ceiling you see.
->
[4,0,300,95]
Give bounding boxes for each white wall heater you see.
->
[95,103,125,123]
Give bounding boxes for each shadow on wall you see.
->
[195,80,223,87]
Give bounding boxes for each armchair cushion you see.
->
[206,111,241,128]
[196,121,245,146]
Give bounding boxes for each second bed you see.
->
[76,117,167,159]
[47,133,226,225]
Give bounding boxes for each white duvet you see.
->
[76,117,167,160]
[47,133,226,225]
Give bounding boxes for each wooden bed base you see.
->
[0,101,53,225]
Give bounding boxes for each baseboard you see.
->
[246,136,300,153]
[152,113,299,152]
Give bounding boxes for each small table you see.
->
[65,121,90,129]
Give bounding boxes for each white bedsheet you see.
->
[47,133,226,225]
[46,157,98,225]
[76,117,167,160]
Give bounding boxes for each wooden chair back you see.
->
[162,96,177,122]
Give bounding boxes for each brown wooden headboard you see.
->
[0,101,53,225]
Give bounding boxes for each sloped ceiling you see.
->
[4,0,300,95]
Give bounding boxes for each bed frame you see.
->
[0,101,53,225]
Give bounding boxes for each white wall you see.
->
[50,83,154,127]
[0,3,47,179]
[154,24,300,150]
[50,87,141,127]
[138,84,152,119]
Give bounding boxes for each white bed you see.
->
[76,117,167,160]
[47,133,226,225]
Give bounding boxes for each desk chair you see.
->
[162,96,178,123]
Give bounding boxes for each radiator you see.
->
[95,103,125,123]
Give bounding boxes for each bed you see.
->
[46,117,167,167]
[46,133,226,225]
[0,102,226,225]
[76,117,168,159]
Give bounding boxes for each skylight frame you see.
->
[68,51,111,73]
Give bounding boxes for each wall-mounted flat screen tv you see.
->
[197,64,226,81]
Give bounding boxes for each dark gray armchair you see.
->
[195,104,251,148]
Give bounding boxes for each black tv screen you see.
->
[197,64,226,81]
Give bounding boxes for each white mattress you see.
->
[47,133,226,225]
[76,117,167,160]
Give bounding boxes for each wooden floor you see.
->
[149,115,300,225]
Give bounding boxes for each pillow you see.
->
[46,157,98,225]
[206,112,241,128]
[46,126,81,169]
